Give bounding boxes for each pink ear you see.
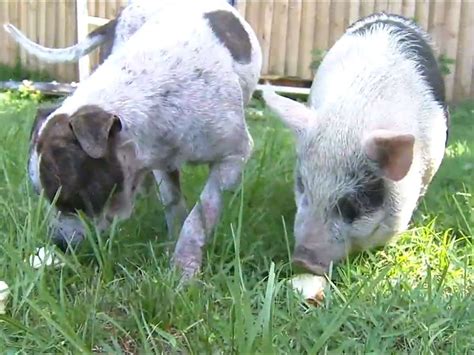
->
[363,130,415,181]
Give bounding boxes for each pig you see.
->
[25,0,262,279]
[263,13,449,275]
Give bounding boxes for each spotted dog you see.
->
[26,0,262,279]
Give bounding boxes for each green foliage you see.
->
[438,54,456,76]
[0,82,43,112]
[0,61,53,82]
[310,49,328,73]
[0,98,472,352]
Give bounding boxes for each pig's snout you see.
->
[293,241,348,275]
[293,245,331,275]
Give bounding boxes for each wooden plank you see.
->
[27,0,38,71]
[260,0,274,74]
[297,0,317,79]
[348,0,360,25]
[0,80,78,96]
[45,0,57,77]
[442,0,462,101]
[428,1,445,46]
[77,0,91,81]
[7,0,19,67]
[256,83,310,96]
[37,0,47,73]
[19,0,28,67]
[88,0,95,16]
[360,0,375,19]
[312,0,331,76]
[402,0,416,21]
[329,1,347,47]
[415,0,430,32]
[374,0,389,13]
[0,1,10,65]
[285,0,302,77]
[88,16,110,26]
[66,0,78,81]
[388,0,403,15]
[56,0,68,80]
[269,0,289,75]
[245,1,261,43]
[97,0,107,20]
[471,64,474,98]
[453,1,473,100]
[236,0,247,16]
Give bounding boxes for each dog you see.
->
[5,1,167,66]
[26,0,262,279]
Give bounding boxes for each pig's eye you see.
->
[296,175,304,193]
[336,197,360,223]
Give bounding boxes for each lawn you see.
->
[0,90,472,353]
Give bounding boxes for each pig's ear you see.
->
[261,87,314,134]
[363,130,415,181]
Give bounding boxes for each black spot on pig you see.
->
[204,10,251,64]
[350,14,446,111]
[444,106,450,146]
[335,168,385,223]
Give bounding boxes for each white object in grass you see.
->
[289,274,327,304]
[27,247,65,269]
[0,281,9,314]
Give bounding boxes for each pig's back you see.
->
[347,13,445,107]
[309,13,447,131]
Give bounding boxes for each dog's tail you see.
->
[3,19,117,63]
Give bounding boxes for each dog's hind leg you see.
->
[153,169,188,240]
[171,134,253,280]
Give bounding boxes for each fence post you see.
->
[76,0,90,81]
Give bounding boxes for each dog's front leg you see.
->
[172,155,246,279]
[153,169,188,240]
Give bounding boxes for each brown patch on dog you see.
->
[89,17,118,43]
[69,105,122,159]
[30,105,59,145]
[204,10,251,64]
[37,106,124,216]
[97,7,125,65]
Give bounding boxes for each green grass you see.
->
[0,62,54,82]
[0,94,472,353]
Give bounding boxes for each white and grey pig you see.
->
[263,13,449,275]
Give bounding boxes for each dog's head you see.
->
[29,105,143,250]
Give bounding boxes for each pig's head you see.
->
[263,90,415,275]
[29,105,145,250]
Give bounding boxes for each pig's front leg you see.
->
[172,155,246,279]
[153,169,188,240]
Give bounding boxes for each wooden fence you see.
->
[1,1,473,101]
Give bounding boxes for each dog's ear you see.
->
[69,106,122,159]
